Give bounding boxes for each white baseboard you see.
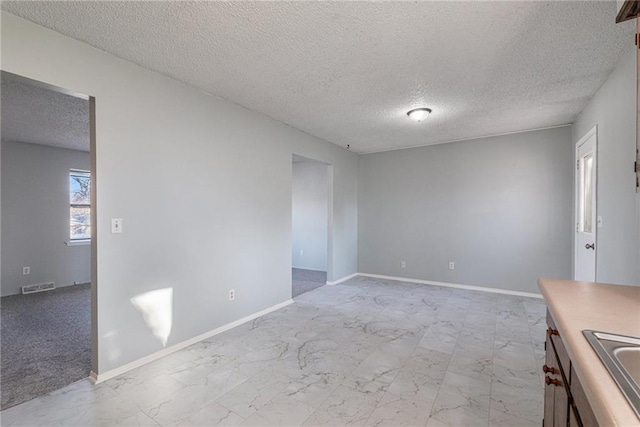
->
[292,266,326,272]
[89,274,539,384]
[326,272,358,286]
[357,273,543,299]
[89,299,294,384]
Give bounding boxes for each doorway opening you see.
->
[0,72,96,409]
[291,154,331,297]
[574,126,598,282]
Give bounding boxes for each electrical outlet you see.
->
[22,266,30,275]
[300,249,304,256]
[401,261,406,268]
[448,262,455,270]
[229,289,235,301]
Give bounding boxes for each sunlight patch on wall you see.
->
[130,288,173,347]
[103,330,121,362]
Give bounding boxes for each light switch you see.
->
[111,218,123,234]
[597,216,603,228]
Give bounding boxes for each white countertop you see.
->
[538,278,640,426]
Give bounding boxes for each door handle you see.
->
[585,243,595,250]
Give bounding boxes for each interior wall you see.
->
[292,160,328,271]
[0,13,358,374]
[358,126,574,295]
[1,140,91,296]
[572,48,639,286]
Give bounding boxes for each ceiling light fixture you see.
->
[407,108,432,122]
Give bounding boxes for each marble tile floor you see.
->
[1,276,547,426]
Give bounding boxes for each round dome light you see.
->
[407,108,432,122]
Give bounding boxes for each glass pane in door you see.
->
[582,154,593,233]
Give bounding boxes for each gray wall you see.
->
[292,160,328,271]
[358,126,574,294]
[1,141,91,296]
[573,48,639,286]
[1,13,358,374]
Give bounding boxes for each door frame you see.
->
[573,125,598,281]
[290,154,334,287]
[1,70,98,376]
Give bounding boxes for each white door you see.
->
[574,127,597,282]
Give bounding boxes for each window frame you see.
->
[69,169,91,242]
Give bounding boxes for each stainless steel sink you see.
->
[583,330,640,418]
[615,347,640,385]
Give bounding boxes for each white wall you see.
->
[1,141,91,296]
[358,126,574,295]
[573,48,639,285]
[0,13,358,375]
[292,160,328,271]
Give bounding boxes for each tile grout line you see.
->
[487,298,500,427]
[423,295,463,426]
[360,333,422,426]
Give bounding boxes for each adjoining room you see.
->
[292,154,330,298]
[1,72,93,410]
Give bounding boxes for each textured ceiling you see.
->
[1,73,89,151]
[1,2,635,154]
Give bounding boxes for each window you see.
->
[70,170,91,240]
[581,154,593,233]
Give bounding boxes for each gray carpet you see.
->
[1,283,91,410]
[292,268,326,297]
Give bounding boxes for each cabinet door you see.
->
[544,334,570,427]
[544,336,556,425]
[553,369,569,427]
[571,366,599,426]
[569,406,579,427]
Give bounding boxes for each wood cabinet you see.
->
[543,310,598,427]
[544,332,570,426]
